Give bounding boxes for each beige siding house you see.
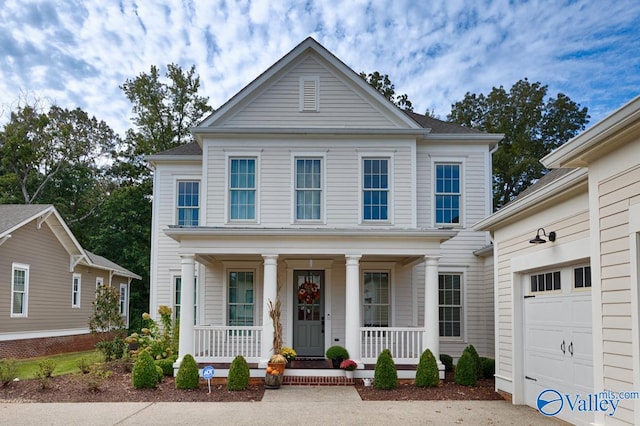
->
[0,204,141,358]
[147,38,501,379]
[476,95,640,425]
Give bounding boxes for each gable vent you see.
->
[300,76,319,111]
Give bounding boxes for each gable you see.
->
[200,38,419,131]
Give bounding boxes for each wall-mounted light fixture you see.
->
[529,228,556,244]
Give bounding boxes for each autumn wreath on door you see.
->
[297,281,320,304]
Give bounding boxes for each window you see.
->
[363,272,389,326]
[72,273,81,308]
[228,271,254,327]
[530,271,561,293]
[363,158,389,221]
[295,158,322,221]
[574,266,592,289]
[229,158,256,220]
[11,263,29,317]
[439,274,462,337]
[174,277,197,324]
[119,284,127,316]
[177,180,200,226]
[435,163,461,224]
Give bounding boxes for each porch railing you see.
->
[193,326,263,363]
[360,327,424,364]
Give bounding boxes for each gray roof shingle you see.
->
[0,204,53,234]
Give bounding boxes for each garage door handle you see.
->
[561,340,565,354]
[569,342,573,357]
[525,376,537,382]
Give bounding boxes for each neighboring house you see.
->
[0,204,141,359]
[147,37,501,377]
[475,95,640,425]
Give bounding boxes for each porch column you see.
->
[345,254,362,366]
[177,254,195,366]
[424,255,444,378]
[261,254,278,366]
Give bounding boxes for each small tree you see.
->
[374,349,397,390]
[415,349,439,388]
[175,354,200,390]
[89,285,126,360]
[227,355,250,391]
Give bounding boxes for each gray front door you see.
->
[293,270,324,357]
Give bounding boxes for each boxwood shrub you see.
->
[175,354,200,390]
[415,349,439,388]
[227,355,250,391]
[374,349,397,390]
[132,350,158,389]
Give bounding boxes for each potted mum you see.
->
[281,347,297,364]
[340,359,357,379]
[326,345,349,369]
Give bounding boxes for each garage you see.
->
[522,265,593,425]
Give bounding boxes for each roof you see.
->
[403,110,482,134]
[503,168,576,207]
[0,204,141,280]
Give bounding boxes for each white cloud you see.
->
[0,0,638,134]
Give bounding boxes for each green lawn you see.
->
[13,350,103,379]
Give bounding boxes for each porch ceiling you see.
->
[165,226,456,257]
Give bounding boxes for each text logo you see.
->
[537,389,564,416]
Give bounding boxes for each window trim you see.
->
[529,270,562,294]
[438,272,464,340]
[225,154,260,224]
[291,154,326,224]
[119,283,128,316]
[223,261,261,328]
[175,179,200,227]
[72,273,82,308]
[361,269,392,327]
[431,158,465,227]
[173,275,198,324]
[572,265,592,291]
[359,153,394,224]
[11,263,29,318]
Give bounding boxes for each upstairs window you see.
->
[363,272,389,327]
[177,180,199,226]
[11,263,29,317]
[363,158,389,221]
[230,158,256,220]
[295,158,322,221]
[435,163,461,225]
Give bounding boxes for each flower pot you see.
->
[264,362,286,389]
[331,358,343,369]
[345,370,354,379]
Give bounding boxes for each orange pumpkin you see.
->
[266,366,273,374]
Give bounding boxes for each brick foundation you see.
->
[0,333,112,359]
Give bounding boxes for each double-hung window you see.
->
[439,274,462,337]
[177,180,200,226]
[11,263,29,317]
[174,277,197,324]
[363,158,389,221]
[295,158,322,221]
[435,163,461,225]
[72,273,81,308]
[228,271,254,328]
[230,158,256,221]
[363,272,389,327]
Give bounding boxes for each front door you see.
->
[293,270,324,357]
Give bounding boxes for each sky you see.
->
[1,0,639,136]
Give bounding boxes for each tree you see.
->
[448,78,589,209]
[360,71,413,111]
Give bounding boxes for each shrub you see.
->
[78,364,112,391]
[77,357,92,374]
[155,356,177,377]
[156,365,164,383]
[480,357,495,379]
[325,345,349,360]
[125,306,177,361]
[96,337,127,361]
[35,359,57,389]
[454,350,477,386]
[175,354,200,390]
[132,350,159,389]
[464,345,482,380]
[374,349,397,390]
[415,349,439,388]
[439,354,454,372]
[0,358,17,386]
[227,355,250,391]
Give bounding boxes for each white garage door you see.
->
[523,266,593,425]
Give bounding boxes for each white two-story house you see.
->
[147,38,501,377]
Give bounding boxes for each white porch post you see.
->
[424,255,445,378]
[177,254,195,366]
[261,254,278,367]
[345,254,362,366]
